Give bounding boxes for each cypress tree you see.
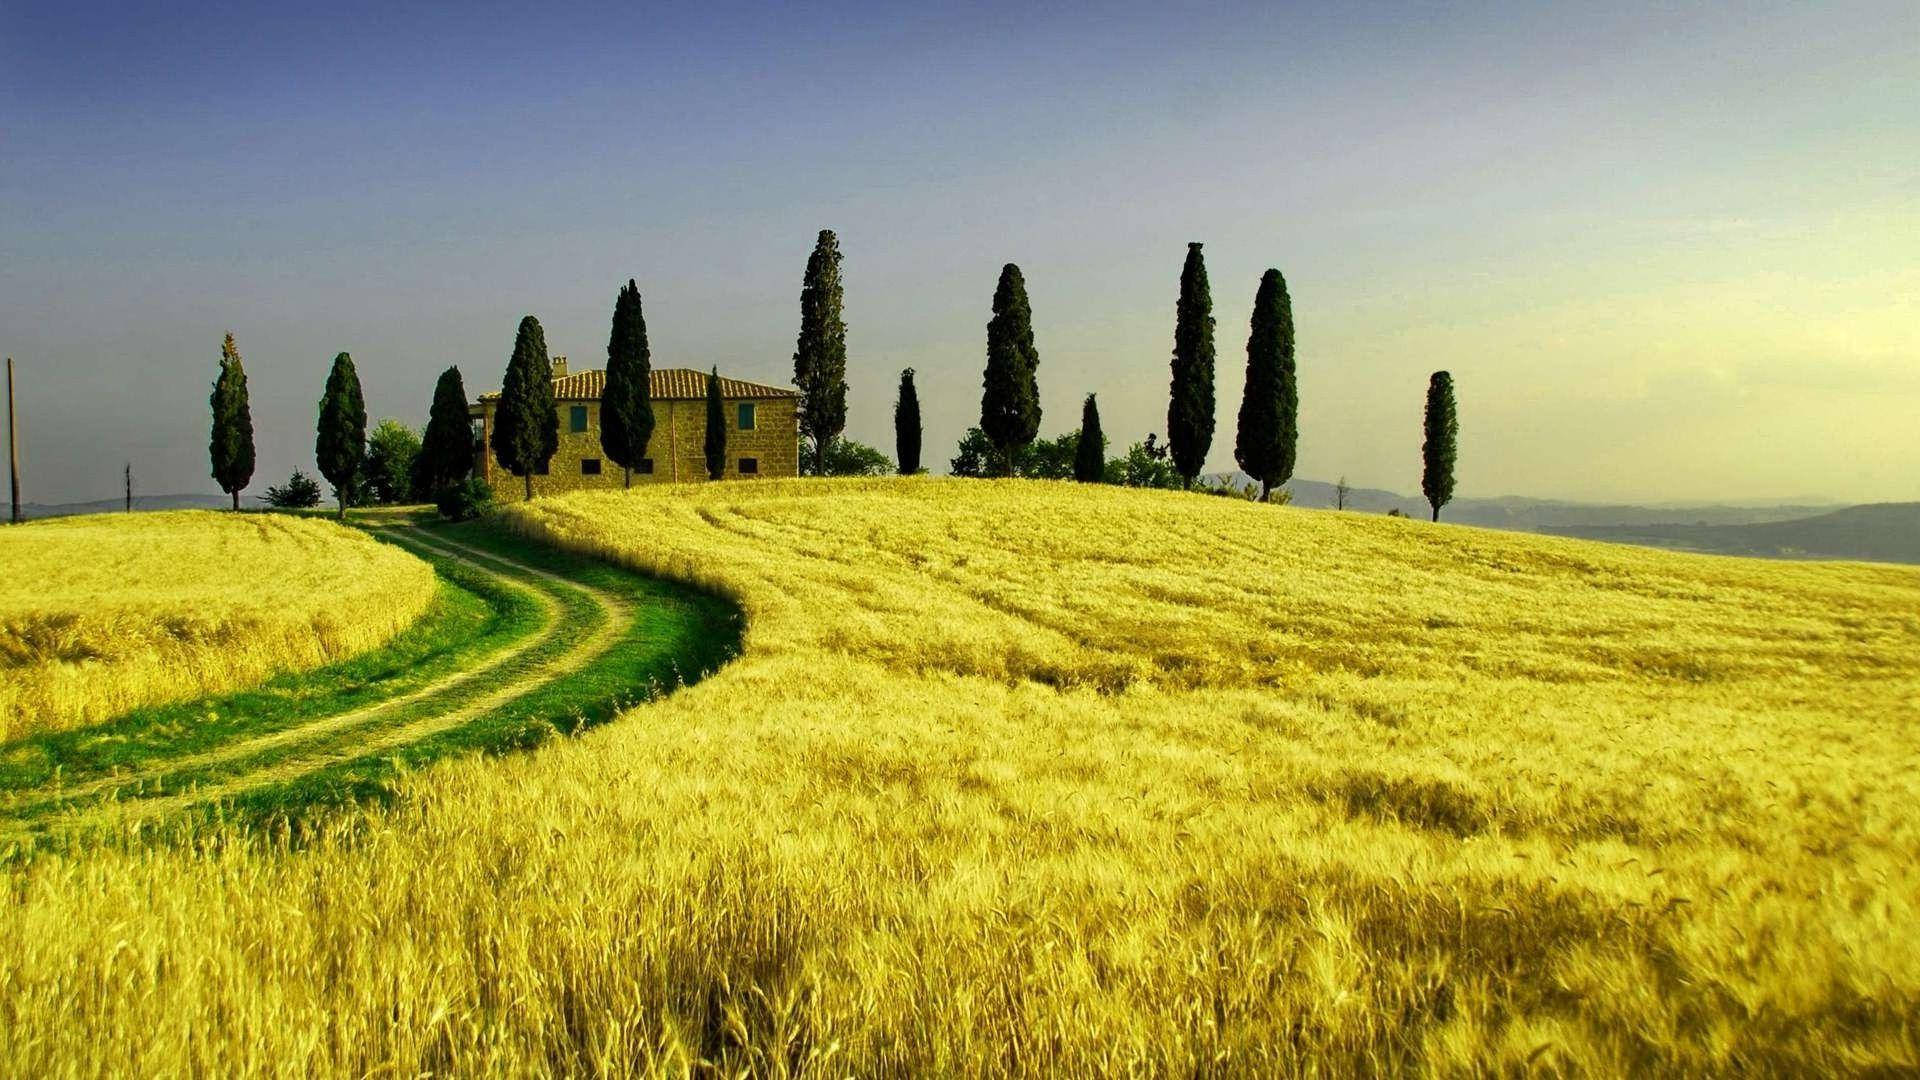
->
[1422,370,1458,522]
[792,229,848,475]
[315,352,367,519]
[704,366,727,481]
[1234,269,1297,501]
[1167,242,1216,488]
[417,366,473,496]
[489,316,559,499]
[981,263,1042,476]
[209,332,255,511]
[894,368,921,475]
[601,279,655,488]
[1074,393,1106,483]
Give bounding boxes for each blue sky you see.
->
[3,1,1915,503]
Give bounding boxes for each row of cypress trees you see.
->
[962,244,1306,500]
[210,232,1458,517]
[209,336,476,517]
[950,243,1457,519]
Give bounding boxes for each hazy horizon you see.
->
[4,1,1915,506]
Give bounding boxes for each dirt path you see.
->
[0,523,642,844]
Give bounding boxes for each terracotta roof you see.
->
[478,367,798,403]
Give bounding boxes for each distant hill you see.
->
[19,493,250,520]
[1214,472,1836,530]
[1541,503,1920,565]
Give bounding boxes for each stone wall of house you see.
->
[480,397,799,502]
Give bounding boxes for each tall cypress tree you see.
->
[893,368,922,475]
[1074,393,1106,483]
[1422,370,1458,522]
[489,316,559,499]
[1234,269,1297,501]
[981,263,1042,476]
[417,365,474,496]
[601,279,655,488]
[792,229,848,476]
[209,332,255,511]
[704,366,727,481]
[1167,242,1216,488]
[315,352,367,519]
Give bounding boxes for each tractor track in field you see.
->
[0,523,643,844]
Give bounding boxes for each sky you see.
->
[2,1,1915,505]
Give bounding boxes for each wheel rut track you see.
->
[0,524,636,842]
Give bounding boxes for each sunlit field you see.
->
[0,511,435,740]
[3,478,1917,1075]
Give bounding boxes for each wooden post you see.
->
[125,462,133,513]
[7,358,20,524]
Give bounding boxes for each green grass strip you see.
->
[0,518,741,847]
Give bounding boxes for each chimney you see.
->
[552,355,568,378]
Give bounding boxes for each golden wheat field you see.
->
[0,511,436,740]
[3,478,1918,1076]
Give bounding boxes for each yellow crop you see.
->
[1,478,1916,1075]
[0,511,436,740]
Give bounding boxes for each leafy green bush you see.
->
[364,419,423,504]
[436,475,494,522]
[820,437,894,477]
[262,470,323,509]
[1112,435,1182,489]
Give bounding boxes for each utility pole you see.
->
[7,358,20,524]
[125,462,134,512]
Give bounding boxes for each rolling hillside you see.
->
[0,511,434,738]
[1545,502,1920,564]
[3,479,1917,1076]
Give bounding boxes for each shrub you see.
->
[364,419,423,505]
[262,470,323,509]
[1197,476,1259,501]
[436,475,494,522]
[820,437,894,477]
[1111,435,1182,490]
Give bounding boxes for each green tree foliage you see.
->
[1075,394,1106,483]
[1167,242,1216,488]
[1116,434,1182,490]
[1234,269,1297,501]
[950,426,1075,479]
[416,366,475,498]
[1422,370,1459,522]
[315,352,367,519]
[208,332,255,511]
[981,263,1042,476]
[489,316,558,499]
[894,368,921,475]
[792,229,848,475]
[1022,431,1080,480]
[601,279,655,488]
[363,419,423,505]
[436,474,494,522]
[949,426,1001,478]
[820,437,894,477]
[704,366,727,481]
[262,469,322,509]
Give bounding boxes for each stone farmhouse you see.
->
[472,357,800,500]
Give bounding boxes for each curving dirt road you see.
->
[0,521,683,846]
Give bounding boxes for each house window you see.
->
[737,402,757,431]
[739,457,759,475]
[569,405,589,433]
[637,458,654,475]
[581,458,602,475]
